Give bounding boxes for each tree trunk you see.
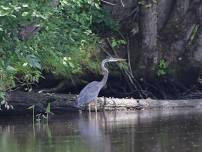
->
[138,0,158,77]
[157,0,175,31]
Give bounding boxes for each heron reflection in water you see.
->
[75,57,125,112]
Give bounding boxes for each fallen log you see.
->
[1,91,77,115]
[1,91,202,116]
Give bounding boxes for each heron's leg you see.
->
[95,100,97,113]
[103,97,106,111]
[95,100,98,121]
[88,104,91,113]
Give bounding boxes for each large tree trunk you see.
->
[157,0,175,31]
[138,0,158,77]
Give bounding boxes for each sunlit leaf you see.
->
[26,55,42,70]
[22,12,29,16]
[0,5,10,10]
[6,65,16,73]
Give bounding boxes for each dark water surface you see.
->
[1,109,202,152]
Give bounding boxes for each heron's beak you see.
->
[107,57,126,62]
[115,58,126,62]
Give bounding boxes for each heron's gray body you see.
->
[75,81,103,108]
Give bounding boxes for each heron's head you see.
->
[105,57,126,63]
[101,57,126,74]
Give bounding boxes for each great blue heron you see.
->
[75,57,125,112]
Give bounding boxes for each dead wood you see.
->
[1,91,202,116]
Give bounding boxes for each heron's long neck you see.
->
[101,60,109,87]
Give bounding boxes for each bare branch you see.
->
[101,0,117,6]
[120,0,125,7]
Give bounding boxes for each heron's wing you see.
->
[76,81,102,107]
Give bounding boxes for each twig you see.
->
[120,0,125,7]
[126,37,133,76]
[117,31,134,78]
[106,38,117,57]
[101,0,117,6]
[106,36,145,98]
[99,46,112,57]
[120,6,139,22]
[105,35,150,98]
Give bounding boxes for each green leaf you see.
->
[119,40,127,45]
[22,12,29,16]
[68,62,75,68]
[0,10,9,16]
[26,55,42,70]
[6,65,16,73]
[0,92,5,99]
[111,40,117,48]
[22,4,29,8]
[0,6,10,10]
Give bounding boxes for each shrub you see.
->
[0,0,116,93]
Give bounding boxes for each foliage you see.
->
[157,59,168,76]
[111,37,126,48]
[0,0,117,93]
[0,92,5,105]
[28,102,52,123]
[188,24,199,46]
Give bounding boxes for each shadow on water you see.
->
[1,109,202,152]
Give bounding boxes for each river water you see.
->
[1,109,202,152]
